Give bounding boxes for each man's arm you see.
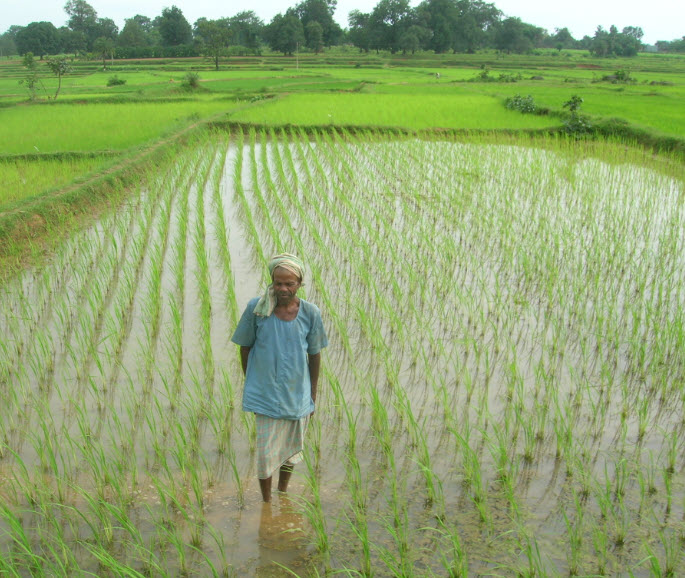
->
[308,352,321,407]
[240,346,251,375]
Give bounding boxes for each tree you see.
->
[131,15,153,33]
[589,25,610,56]
[93,36,115,67]
[0,30,18,57]
[194,18,232,70]
[118,19,148,48]
[305,21,324,52]
[64,0,98,49]
[348,10,371,52]
[494,17,530,53]
[265,11,304,55]
[416,0,457,53]
[15,22,60,58]
[549,27,576,50]
[229,11,264,52]
[158,6,193,46]
[65,0,97,31]
[93,18,118,41]
[493,17,542,53]
[622,26,643,41]
[454,0,501,53]
[589,25,642,57]
[399,24,430,54]
[18,52,46,100]
[58,26,86,56]
[45,57,72,100]
[296,0,342,46]
[369,0,412,53]
[616,26,642,56]
[655,37,685,53]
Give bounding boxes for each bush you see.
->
[107,75,126,87]
[596,69,636,84]
[471,66,522,83]
[563,95,592,136]
[505,94,537,113]
[181,72,201,90]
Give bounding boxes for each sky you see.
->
[1,0,682,45]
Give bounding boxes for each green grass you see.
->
[0,155,112,207]
[0,99,237,154]
[229,92,561,129]
[0,50,683,223]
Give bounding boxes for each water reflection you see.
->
[256,496,310,576]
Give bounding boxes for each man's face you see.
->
[273,267,301,304]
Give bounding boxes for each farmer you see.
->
[231,253,328,502]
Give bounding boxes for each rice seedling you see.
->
[0,128,684,575]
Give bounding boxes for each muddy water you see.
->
[1,133,684,576]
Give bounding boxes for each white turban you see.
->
[254,253,304,317]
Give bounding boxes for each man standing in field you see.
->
[231,253,328,502]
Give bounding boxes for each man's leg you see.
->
[259,477,272,502]
[277,463,293,493]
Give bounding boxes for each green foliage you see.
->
[158,5,193,46]
[589,25,643,57]
[295,0,343,46]
[505,94,537,113]
[305,21,324,53]
[563,94,583,113]
[598,69,635,83]
[471,65,522,83]
[181,71,201,90]
[194,18,232,70]
[45,57,72,99]
[92,36,115,67]
[18,52,45,100]
[15,21,60,58]
[563,94,592,135]
[265,11,305,55]
[107,75,127,87]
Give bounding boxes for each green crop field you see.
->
[0,99,239,154]
[0,50,684,577]
[228,92,562,129]
[0,155,112,208]
[2,128,685,576]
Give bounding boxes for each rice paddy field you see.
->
[0,155,112,208]
[1,126,685,576]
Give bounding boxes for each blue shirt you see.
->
[231,297,328,420]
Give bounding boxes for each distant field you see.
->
[0,99,237,154]
[228,91,561,130]
[0,155,111,208]
[0,50,683,211]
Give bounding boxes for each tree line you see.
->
[1,0,683,65]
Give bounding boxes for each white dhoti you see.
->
[256,414,308,479]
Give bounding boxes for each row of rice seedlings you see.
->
[239,129,685,574]
[325,134,456,551]
[208,130,238,328]
[0,138,227,574]
[2,129,683,575]
[240,132,375,566]
[101,137,234,573]
[140,141,219,513]
[248,132,436,572]
[231,129,267,275]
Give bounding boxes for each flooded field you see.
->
[1,129,684,576]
